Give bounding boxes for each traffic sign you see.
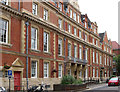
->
[8,70,12,76]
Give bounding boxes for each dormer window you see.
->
[1,0,8,5]
[59,2,62,11]
[94,27,96,34]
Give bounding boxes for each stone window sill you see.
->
[30,49,41,53]
[43,51,52,55]
[58,55,65,58]
[0,42,12,48]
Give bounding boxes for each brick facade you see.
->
[0,0,113,90]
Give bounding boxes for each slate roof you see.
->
[99,33,105,42]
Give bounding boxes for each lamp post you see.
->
[25,21,29,90]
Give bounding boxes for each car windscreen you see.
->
[110,78,118,80]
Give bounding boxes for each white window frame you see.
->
[94,27,96,34]
[31,61,37,78]
[107,47,108,52]
[96,40,98,46]
[104,46,106,51]
[58,64,62,78]
[70,9,72,18]
[68,43,71,57]
[107,70,109,77]
[31,27,37,50]
[73,12,76,21]
[74,45,77,58]
[44,62,49,78]
[96,52,98,63]
[107,57,109,65]
[105,55,106,65]
[110,59,111,66]
[32,3,37,15]
[58,19,62,29]
[79,47,82,59]
[44,8,48,20]
[85,22,87,28]
[68,24,71,33]
[79,30,81,38]
[96,69,98,77]
[85,48,88,60]
[74,27,77,36]
[93,50,95,63]
[78,14,79,23]
[58,38,62,56]
[85,34,87,41]
[44,32,49,52]
[0,19,8,44]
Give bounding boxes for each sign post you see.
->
[8,70,12,92]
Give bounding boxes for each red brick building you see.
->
[112,41,120,55]
[112,41,120,75]
[0,0,113,90]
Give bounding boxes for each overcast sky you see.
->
[78,0,119,43]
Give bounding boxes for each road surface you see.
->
[82,83,120,92]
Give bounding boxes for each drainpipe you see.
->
[64,19,66,76]
[18,0,20,12]
[25,21,29,90]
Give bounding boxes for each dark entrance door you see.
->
[14,71,21,90]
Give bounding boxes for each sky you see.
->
[78,0,119,43]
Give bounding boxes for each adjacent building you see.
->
[112,41,120,75]
[0,0,113,90]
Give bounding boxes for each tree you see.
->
[113,55,120,76]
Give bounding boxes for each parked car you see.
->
[108,77,120,86]
[0,87,6,92]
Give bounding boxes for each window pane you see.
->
[44,32,48,52]
[58,39,62,55]
[0,19,8,43]
[44,63,49,78]
[31,61,37,78]
[58,64,62,78]
[31,28,37,49]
